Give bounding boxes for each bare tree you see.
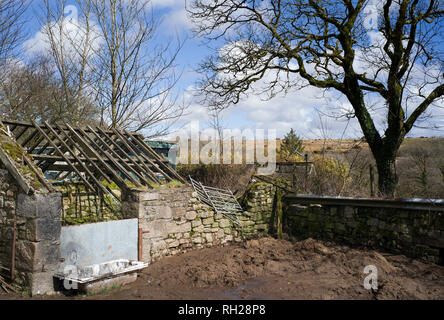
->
[189,0,444,197]
[0,55,99,124]
[31,0,187,136]
[38,0,100,125]
[0,0,29,63]
[87,0,187,135]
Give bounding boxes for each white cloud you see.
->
[162,5,194,31]
[23,15,102,63]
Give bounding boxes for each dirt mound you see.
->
[123,237,443,300]
[14,237,436,300]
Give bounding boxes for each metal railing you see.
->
[189,176,243,226]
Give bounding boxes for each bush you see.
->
[177,163,256,195]
[279,128,304,161]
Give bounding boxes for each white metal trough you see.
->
[55,259,148,285]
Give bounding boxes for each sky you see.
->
[17,0,444,140]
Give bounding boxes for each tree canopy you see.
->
[189,0,444,196]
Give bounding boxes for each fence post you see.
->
[369,165,375,197]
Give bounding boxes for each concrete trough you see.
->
[55,259,148,293]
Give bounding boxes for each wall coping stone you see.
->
[285,194,444,212]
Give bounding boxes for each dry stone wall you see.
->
[284,198,444,264]
[122,183,275,263]
[0,169,19,279]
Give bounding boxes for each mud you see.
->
[83,237,444,300]
[1,237,443,300]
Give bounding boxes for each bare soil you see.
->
[84,237,444,300]
[1,237,443,300]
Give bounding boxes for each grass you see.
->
[85,283,122,296]
[0,137,45,190]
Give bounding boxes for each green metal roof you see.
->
[144,140,176,150]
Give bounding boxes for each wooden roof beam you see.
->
[92,126,152,187]
[31,120,97,192]
[81,126,142,188]
[64,123,129,191]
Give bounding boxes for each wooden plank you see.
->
[132,133,184,182]
[31,120,97,192]
[120,129,175,183]
[47,126,122,201]
[20,128,38,147]
[90,126,149,186]
[39,130,73,171]
[96,127,154,185]
[22,156,56,192]
[14,126,28,141]
[30,153,166,166]
[1,119,118,135]
[111,128,160,184]
[0,147,34,195]
[130,133,186,183]
[56,124,113,185]
[44,121,113,197]
[81,127,142,188]
[27,133,46,153]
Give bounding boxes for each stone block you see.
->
[219,219,230,228]
[173,207,187,218]
[205,233,214,243]
[165,221,181,234]
[140,220,167,238]
[17,193,62,218]
[30,271,58,296]
[15,240,60,272]
[185,211,197,220]
[180,222,192,233]
[202,217,214,225]
[139,192,159,201]
[26,217,61,242]
[191,220,202,227]
[199,210,212,218]
[193,225,204,233]
[151,240,167,252]
[216,229,225,239]
[154,206,173,219]
[168,240,180,248]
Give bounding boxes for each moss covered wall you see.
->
[285,199,444,264]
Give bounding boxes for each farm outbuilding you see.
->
[0,119,265,295]
[0,119,190,294]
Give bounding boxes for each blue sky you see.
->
[18,0,444,139]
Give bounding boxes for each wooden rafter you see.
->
[1,119,185,199]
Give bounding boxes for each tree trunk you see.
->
[375,157,398,197]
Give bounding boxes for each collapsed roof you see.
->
[0,119,185,196]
